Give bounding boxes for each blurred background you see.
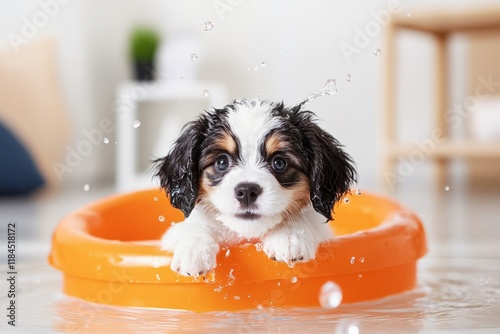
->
[1,0,500,331]
[1,0,500,193]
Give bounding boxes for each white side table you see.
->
[115,80,228,192]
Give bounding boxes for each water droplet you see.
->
[299,228,305,234]
[181,74,186,79]
[358,274,363,279]
[355,189,362,195]
[260,61,266,67]
[445,186,450,191]
[156,273,161,281]
[407,13,412,17]
[203,21,214,31]
[307,94,316,103]
[171,222,176,226]
[319,281,343,308]
[344,197,350,203]
[478,276,489,286]
[348,324,360,334]
[214,285,223,292]
[202,89,210,97]
[321,79,337,95]
[158,215,165,222]
[234,295,240,300]
[103,137,109,144]
[277,281,281,286]
[83,184,90,192]
[360,257,365,263]
[253,66,258,71]
[350,256,355,264]
[225,249,231,257]
[291,277,298,284]
[190,53,198,62]
[255,243,263,251]
[346,74,351,82]
[153,197,158,202]
[287,261,295,268]
[374,48,382,56]
[133,120,141,128]
[247,67,251,71]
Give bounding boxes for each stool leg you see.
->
[435,33,449,190]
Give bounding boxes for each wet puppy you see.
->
[155,99,356,276]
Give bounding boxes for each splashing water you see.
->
[291,277,298,284]
[204,21,214,31]
[133,120,141,128]
[374,48,382,56]
[355,189,362,195]
[321,79,337,95]
[158,215,165,222]
[103,138,109,144]
[350,256,356,264]
[190,53,198,62]
[202,90,210,97]
[153,197,158,202]
[319,281,343,308]
[302,78,338,107]
[83,184,90,192]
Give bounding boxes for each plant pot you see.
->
[134,61,155,81]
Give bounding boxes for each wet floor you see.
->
[1,184,500,333]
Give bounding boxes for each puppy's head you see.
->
[155,99,356,238]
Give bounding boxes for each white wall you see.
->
[1,0,498,190]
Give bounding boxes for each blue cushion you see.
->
[0,122,44,195]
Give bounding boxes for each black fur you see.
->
[154,122,205,217]
[154,108,234,217]
[271,102,357,221]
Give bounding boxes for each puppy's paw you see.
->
[169,236,219,276]
[262,229,317,266]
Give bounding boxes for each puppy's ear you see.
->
[291,108,357,220]
[154,120,206,218]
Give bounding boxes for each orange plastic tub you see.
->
[48,189,426,312]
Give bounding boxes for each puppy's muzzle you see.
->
[234,183,262,207]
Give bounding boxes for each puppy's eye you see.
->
[215,154,230,171]
[272,156,287,172]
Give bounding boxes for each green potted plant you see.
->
[129,27,160,81]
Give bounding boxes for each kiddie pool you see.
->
[48,189,426,312]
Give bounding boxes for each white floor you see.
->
[0,180,499,333]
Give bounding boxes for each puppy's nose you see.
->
[234,183,262,206]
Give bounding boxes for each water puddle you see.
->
[5,256,499,333]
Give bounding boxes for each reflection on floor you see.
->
[0,182,499,332]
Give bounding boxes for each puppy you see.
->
[155,99,356,276]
